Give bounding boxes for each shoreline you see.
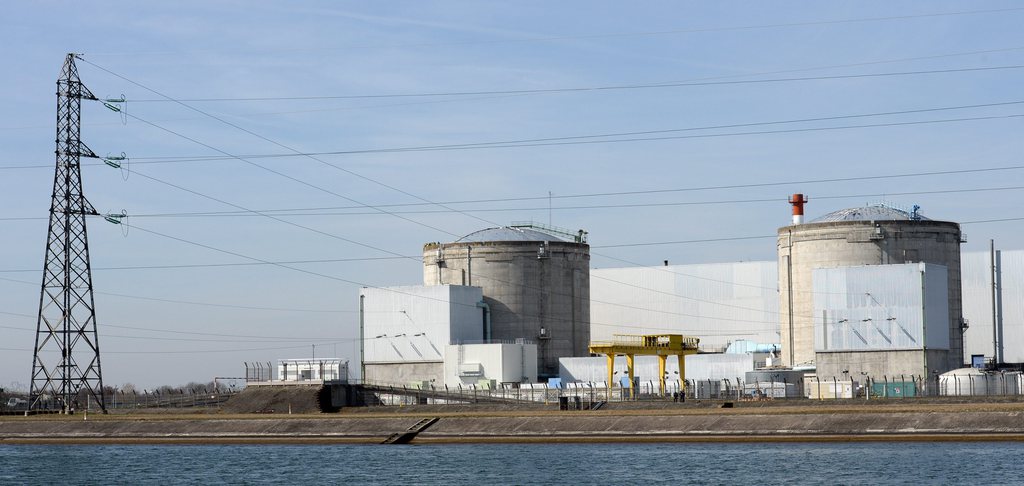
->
[3,402,1024,444]
[4,433,1024,445]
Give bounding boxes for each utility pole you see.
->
[30,54,107,414]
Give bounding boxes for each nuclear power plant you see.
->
[778,195,965,378]
[422,224,590,377]
[360,222,590,387]
[353,196,1022,399]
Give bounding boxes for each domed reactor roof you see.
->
[810,204,930,223]
[456,227,566,243]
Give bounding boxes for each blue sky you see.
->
[1,1,1022,389]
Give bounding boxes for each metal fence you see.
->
[245,362,276,383]
[16,389,241,413]
[347,373,1024,406]
[102,389,239,410]
[345,380,555,406]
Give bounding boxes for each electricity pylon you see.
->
[30,53,107,413]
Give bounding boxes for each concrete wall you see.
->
[424,241,589,378]
[779,220,963,370]
[443,343,538,387]
[815,349,948,381]
[364,362,444,386]
[590,261,779,352]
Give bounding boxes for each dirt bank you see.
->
[3,403,1024,444]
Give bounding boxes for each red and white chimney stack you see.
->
[789,193,808,225]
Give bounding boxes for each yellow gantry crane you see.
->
[589,334,700,399]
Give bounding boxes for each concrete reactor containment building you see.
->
[423,223,590,378]
[778,195,964,379]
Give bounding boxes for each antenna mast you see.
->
[30,53,107,413]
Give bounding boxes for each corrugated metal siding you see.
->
[962,249,1024,363]
[361,285,483,363]
[590,261,780,351]
[590,249,1021,364]
[1001,251,1024,363]
[812,263,948,352]
[961,251,993,360]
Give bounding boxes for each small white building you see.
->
[444,342,538,388]
[278,358,348,383]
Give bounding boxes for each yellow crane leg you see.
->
[677,354,686,397]
[658,355,667,396]
[605,353,614,400]
[626,354,635,400]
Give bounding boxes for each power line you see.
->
[4,99,1023,172]
[58,184,1024,219]
[80,59,503,232]
[962,216,1024,224]
[0,255,416,273]
[85,7,1024,55]
[111,101,1024,162]
[0,275,346,313]
[0,201,787,321]
[0,92,534,132]
[34,54,1015,335]
[0,46,1012,132]
[124,65,1024,102]
[102,323,358,341]
[0,323,355,344]
[10,161,1017,212]
[585,211,1024,298]
[110,115,464,239]
[0,205,1020,275]
[593,235,775,249]
[0,187,1009,222]
[122,167,429,267]
[0,309,362,340]
[122,222,789,326]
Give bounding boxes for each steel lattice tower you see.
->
[30,53,106,413]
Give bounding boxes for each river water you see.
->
[1,442,1020,484]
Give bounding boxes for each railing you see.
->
[592,334,700,350]
[13,389,241,413]
[342,373,1024,407]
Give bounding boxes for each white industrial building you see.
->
[357,210,1022,393]
[590,248,1024,372]
[812,263,950,379]
[590,261,780,352]
[360,284,484,384]
[423,224,590,378]
[961,248,1024,364]
[360,284,537,387]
